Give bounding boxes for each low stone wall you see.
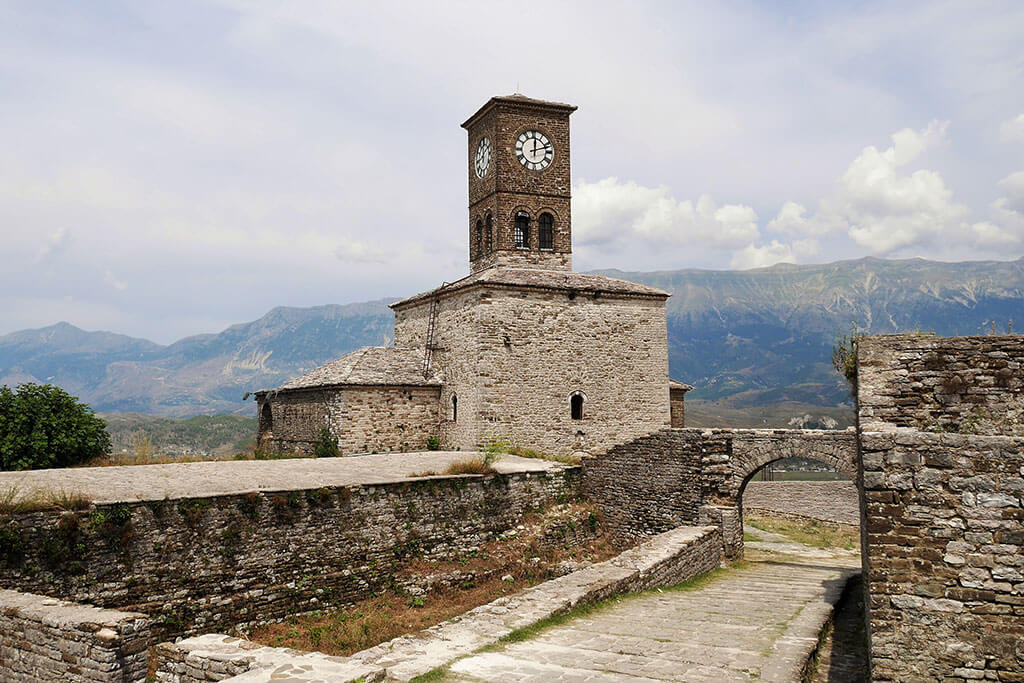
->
[744,481,860,526]
[860,428,1024,681]
[155,525,722,683]
[0,588,150,682]
[582,430,704,541]
[0,467,579,643]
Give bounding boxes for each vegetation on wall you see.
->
[313,426,340,458]
[0,383,111,471]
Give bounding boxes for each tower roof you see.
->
[462,93,577,129]
[391,267,669,310]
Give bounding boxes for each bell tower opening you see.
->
[462,94,577,273]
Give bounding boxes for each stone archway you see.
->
[582,427,860,558]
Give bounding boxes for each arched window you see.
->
[475,219,483,257]
[514,212,530,249]
[451,394,458,421]
[570,393,584,420]
[485,214,493,253]
[538,213,554,250]
[260,403,273,432]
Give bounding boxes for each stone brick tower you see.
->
[463,95,576,272]
[257,94,680,458]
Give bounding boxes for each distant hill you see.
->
[0,300,395,416]
[597,256,1024,413]
[101,413,257,457]
[2,257,1023,419]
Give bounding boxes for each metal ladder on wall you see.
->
[422,282,447,378]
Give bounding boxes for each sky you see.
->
[1,1,1023,344]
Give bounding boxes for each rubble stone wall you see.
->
[0,467,579,644]
[257,385,440,455]
[858,334,1024,681]
[859,429,1024,681]
[582,430,704,542]
[858,333,1024,435]
[744,481,860,526]
[256,388,337,453]
[0,589,150,682]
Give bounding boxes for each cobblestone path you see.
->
[446,532,860,682]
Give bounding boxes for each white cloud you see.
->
[34,228,70,264]
[998,171,1024,213]
[730,239,819,270]
[335,236,402,264]
[761,121,1022,254]
[103,269,128,292]
[1000,114,1024,143]
[766,201,810,236]
[573,178,759,249]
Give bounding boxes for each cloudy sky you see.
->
[2,1,1023,343]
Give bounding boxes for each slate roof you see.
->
[669,379,695,392]
[261,347,441,393]
[391,267,670,309]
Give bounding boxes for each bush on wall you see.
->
[0,383,111,471]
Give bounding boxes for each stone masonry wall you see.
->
[744,481,860,526]
[0,468,580,644]
[394,286,484,451]
[582,430,704,542]
[154,526,722,683]
[859,334,1024,681]
[257,389,336,453]
[0,589,150,682]
[258,386,440,455]
[338,385,440,454]
[859,333,1024,434]
[859,430,1024,681]
[466,101,573,272]
[395,285,670,457]
[670,389,686,428]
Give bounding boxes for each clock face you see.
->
[474,137,491,178]
[515,130,554,171]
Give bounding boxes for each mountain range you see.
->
[2,256,1023,419]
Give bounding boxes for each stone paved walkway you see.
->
[0,452,561,503]
[446,531,860,682]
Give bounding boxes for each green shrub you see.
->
[425,435,441,451]
[314,427,340,458]
[0,383,111,471]
[831,326,864,396]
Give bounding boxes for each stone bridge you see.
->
[582,427,858,557]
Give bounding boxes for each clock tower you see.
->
[462,94,577,273]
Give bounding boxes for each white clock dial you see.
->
[515,130,553,171]
[474,137,491,178]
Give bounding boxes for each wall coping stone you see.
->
[0,451,568,504]
[155,525,721,683]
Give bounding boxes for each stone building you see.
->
[255,94,690,456]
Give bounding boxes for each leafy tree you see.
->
[0,383,111,471]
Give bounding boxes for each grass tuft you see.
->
[444,459,495,475]
[0,486,92,514]
[745,513,859,550]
